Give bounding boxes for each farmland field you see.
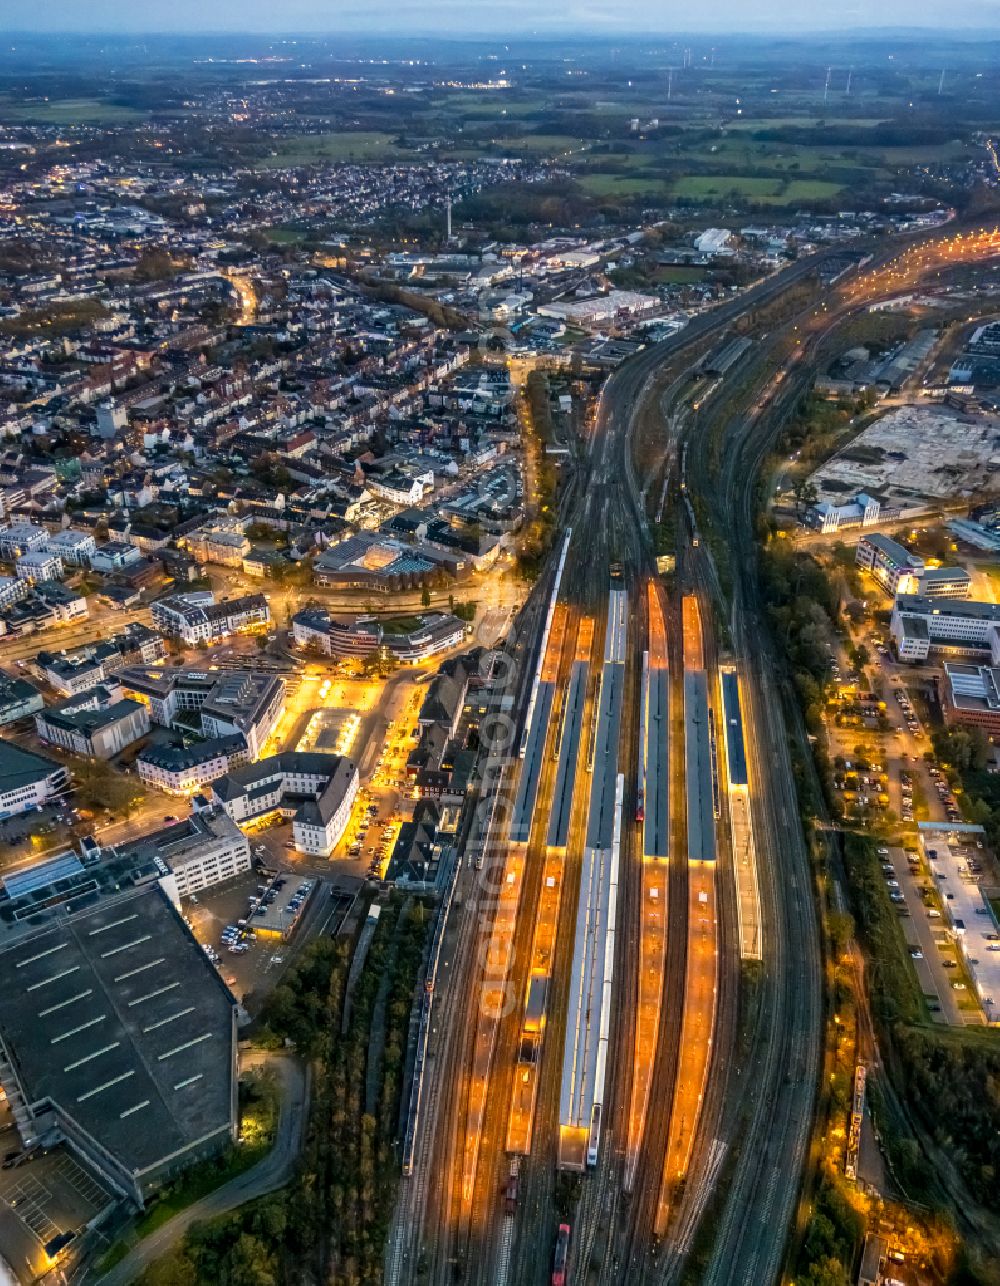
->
[261,132,415,166]
[670,174,843,203]
[0,97,148,124]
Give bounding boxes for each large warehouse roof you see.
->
[0,884,235,1184]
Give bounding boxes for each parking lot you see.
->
[884,845,964,1024]
[920,824,1000,1024]
[183,860,364,1004]
[0,1141,111,1282]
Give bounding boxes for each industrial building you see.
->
[0,858,237,1208]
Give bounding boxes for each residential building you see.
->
[0,577,27,611]
[90,541,142,574]
[15,548,64,584]
[44,528,97,568]
[150,592,270,645]
[0,522,47,562]
[39,647,111,697]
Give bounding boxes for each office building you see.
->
[35,687,151,761]
[856,533,923,593]
[111,805,251,898]
[0,740,69,819]
[212,752,358,856]
[118,667,284,760]
[891,594,1000,662]
[136,734,249,796]
[0,672,43,726]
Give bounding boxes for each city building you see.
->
[110,804,252,898]
[211,752,358,856]
[90,541,142,575]
[891,594,1000,662]
[184,521,251,568]
[136,734,249,795]
[313,532,464,592]
[856,533,924,594]
[291,608,465,662]
[35,686,151,761]
[0,576,27,611]
[0,671,43,726]
[0,740,69,819]
[0,522,47,562]
[855,534,970,598]
[118,667,284,760]
[43,528,97,568]
[916,565,972,599]
[15,548,64,584]
[0,869,236,1207]
[941,663,1000,737]
[39,648,113,697]
[150,592,270,645]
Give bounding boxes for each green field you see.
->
[577,173,667,196]
[0,97,147,125]
[493,133,586,155]
[654,265,709,284]
[671,174,843,203]
[722,115,890,131]
[262,131,414,166]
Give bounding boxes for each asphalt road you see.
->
[96,1052,309,1286]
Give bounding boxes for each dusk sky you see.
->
[6,0,1000,34]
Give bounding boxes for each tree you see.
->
[420,585,431,608]
[792,477,819,516]
[74,761,145,819]
[133,249,182,282]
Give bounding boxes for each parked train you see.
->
[552,1223,571,1286]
